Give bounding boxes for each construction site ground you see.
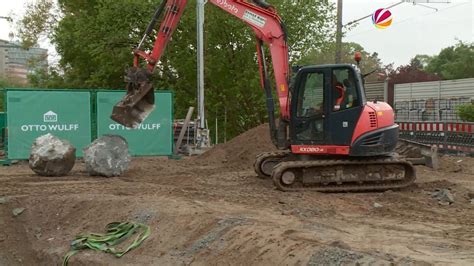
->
[1,125,473,265]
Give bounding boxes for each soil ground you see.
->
[0,125,473,265]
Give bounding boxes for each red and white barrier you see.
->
[397,121,474,154]
[398,122,474,133]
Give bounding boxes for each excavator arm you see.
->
[111,0,290,148]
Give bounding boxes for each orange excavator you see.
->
[111,0,415,192]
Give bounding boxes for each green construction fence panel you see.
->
[0,112,5,138]
[0,112,5,144]
[6,89,92,159]
[96,91,173,156]
[0,112,5,129]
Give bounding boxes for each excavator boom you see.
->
[111,0,290,143]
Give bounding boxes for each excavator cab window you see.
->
[332,68,360,112]
[294,71,325,141]
[298,72,324,117]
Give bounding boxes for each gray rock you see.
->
[0,197,8,204]
[83,135,131,177]
[12,207,25,216]
[29,134,76,176]
[438,201,451,206]
[373,202,383,208]
[432,189,455,205]
[470,199,474,205]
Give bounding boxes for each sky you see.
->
[0,0,27,40]
[339,0,473,66]
[0,0,473,67]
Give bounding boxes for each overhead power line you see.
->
[344,0,453,27]
[346,1,468,38]
[345,1,406,27]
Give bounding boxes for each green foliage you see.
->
[17,0,56,49]
[0,79,6,111]
[27,66,70,88]
[0,78,30,111]
[412,54,431,69]
[0,79,8,88]
[18,0,336,140]
[457,104,474,122]
[425,41,474,80]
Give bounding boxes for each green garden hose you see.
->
[63,222,150,266]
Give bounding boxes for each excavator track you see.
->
[272,157,416,192]
[254,151,291,178]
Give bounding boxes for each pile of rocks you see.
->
[29,134,130,177]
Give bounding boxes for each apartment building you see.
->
[0,39,48,84]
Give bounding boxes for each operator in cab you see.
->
[333,72,356,111]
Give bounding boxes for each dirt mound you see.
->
[196,123,276,168]
[438,156,474,174]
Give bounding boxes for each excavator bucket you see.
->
[111,67,155,128]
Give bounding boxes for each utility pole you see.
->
[196,0,210,148]
[335,0,343,64]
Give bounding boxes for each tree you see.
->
[457,103,474,122]
[18,0,337,140]
[0,78,29,111]
[0,79,7,111]
[412,54,431,69]
[298,42,383,82]
[386,57,440,85]
[425,41,474,80]
[17,0,56,49]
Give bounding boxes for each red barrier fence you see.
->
[397,121,474,154]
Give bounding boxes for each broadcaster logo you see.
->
[372,8,393,29]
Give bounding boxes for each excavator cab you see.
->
[290,63,399,156]
[291,64,365,146]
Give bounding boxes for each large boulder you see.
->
[83,135,131,177]
[29,134,76,176]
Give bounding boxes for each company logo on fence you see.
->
[372,8,393,29]
[108,123,161,131]
[43,111,58,123]
[19,111,80,132]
